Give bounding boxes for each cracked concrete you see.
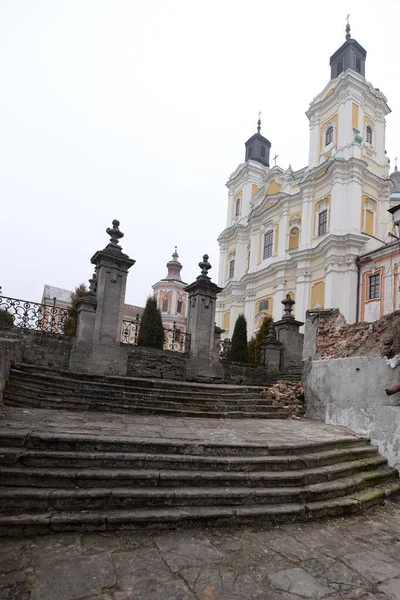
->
[1,503,400,599]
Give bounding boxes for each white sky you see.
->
[1,0,399,307]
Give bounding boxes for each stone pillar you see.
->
[274,294,304,373]
[260,325,282,374]
[183,255,224,382]
[69,220,135,376]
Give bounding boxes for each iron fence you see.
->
[121,317,191,353]
[0,295,68,335]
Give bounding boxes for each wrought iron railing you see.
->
[121,317,191,353]
[0,295,68,335]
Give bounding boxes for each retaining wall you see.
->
[0,335,23,402]
[304,356,400,471]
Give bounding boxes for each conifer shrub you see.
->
[230,314,248,363]
[63,283,88,336]
[0,309,14,329]
[137,296,165,349]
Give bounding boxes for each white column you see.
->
[272,279,285,321]
[249,227,260,270]
[278,210,288,257]
[300,194,313,250]
[295,272,311,322]
[218,243,228,287]
[244,292,256,339]
[308,116,320,169]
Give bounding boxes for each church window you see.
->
[162,298,168,312]
[355,56,361,73]
[229,259,235,279]
[263,230,273,259]
[248,146,253,158]
[235,197,240,216]
[336,60,343,76]
[366,125,373,145]
[368,274,380,300]
[261,145,266,158]
[318,210,328,236]
[176,300,182,314]
[258,299,269,312]
[325,126,334,146]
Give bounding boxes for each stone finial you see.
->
[282,293,295,319]
[267,323,276,339]
[106,219,124,247]
[198,254,212,279]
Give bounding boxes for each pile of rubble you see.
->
[263,380,305,418]
[317,310,400,359]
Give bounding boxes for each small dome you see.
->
[390,166,400,195]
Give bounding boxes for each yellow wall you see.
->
[361,195,376,235]
[254,296,273,322]
[267,180,281,195]
[251,184,258,198]
[274,224,279,254]
[352,103,359,129]
[223,311,230,331]
[365,210,374,235]
[310,281,325,309]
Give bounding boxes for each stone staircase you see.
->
[4,364,287,419]
[0,418,398,535]
[0,363,398,535]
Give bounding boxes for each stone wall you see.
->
[304,356,400,471]
[0,335,23,402]
[13,330,73,370]
[222,362,274,386]
[127,346,188,380]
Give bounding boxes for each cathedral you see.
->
[216,23,399,338]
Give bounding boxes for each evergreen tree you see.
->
[63,283,88,336]
[254,315,272,364]
[247,336,256,364]
[137,296,165,349]
[230,314,248,363]
[0,309,14,329]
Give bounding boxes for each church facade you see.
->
[216,24,397,338]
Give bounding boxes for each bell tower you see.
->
[329,18,366,79]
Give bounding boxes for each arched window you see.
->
[235,197,240,216]
[366,125,373,145]
[325,126,334,146]
[289,227,300,250]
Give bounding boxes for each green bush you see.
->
[0,309,14,329]
[247,336,256,364]
[230,314,248,363]
[63,283,88,336]
[137,296,164,349]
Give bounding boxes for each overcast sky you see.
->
[1,0,399,307]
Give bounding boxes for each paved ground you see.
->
[1,502,400,600]
[0,406,362,446]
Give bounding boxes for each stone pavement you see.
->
[0,406,362,447]
[2,502,400,600]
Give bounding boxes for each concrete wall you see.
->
[0,335,23,402]
[304,356,400,471]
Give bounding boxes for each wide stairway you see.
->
[4,364,287,419]
[0,364,399,535]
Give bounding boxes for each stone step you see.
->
[4,398,286,419]
[0,444,378,471]
[10,366,267,396]
[0,470,396,513]
[0,430,371,457]
[0,457,390,489]
[0,481,399,536]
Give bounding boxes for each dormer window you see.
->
[235,197,241,216]
[325,126,334,146]
[366,125,373,145]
